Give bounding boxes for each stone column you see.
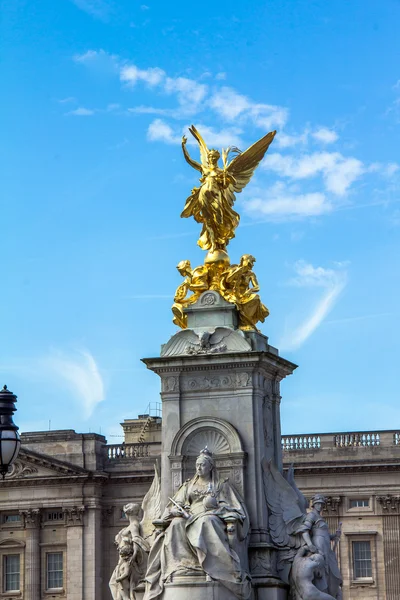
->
[20,509,41,600]
[64,506,85,600]
[83,506,103,599]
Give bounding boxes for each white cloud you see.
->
[164,77,207,113]
[68,107,95,116]
[209,86,288,129]
[312,127,339,144]
[215,72,227,80]
[71,0,111,21]
[128,106,172,116]
[147,119,180,144]
[275,130,309,148]
[73,49,119,75]
[147,119,244,148]
[188,123,243,148]
[120,64,165,87]
[41,349,105,418]
[57,97,76,104]
[244,182,331,220]
[280,261,348,351]
[263,151,364,196]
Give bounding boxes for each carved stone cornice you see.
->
[19,508,41,529]
[377,495,400,512]
[63,506,85,526]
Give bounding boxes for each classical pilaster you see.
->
[377,496,400,600]
[64,506,85,600]
[83,506,102,600]
[20,509,41,600]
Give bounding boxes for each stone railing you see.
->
[282,435,321,451]
[282,430,400,453]
[106,443,150,461]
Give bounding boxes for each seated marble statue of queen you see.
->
[143,448,251,600]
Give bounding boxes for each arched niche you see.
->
[169,417,246,496]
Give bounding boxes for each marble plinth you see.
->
[134,575,288,600]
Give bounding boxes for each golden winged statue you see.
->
[181,125,276,257]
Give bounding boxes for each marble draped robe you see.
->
[143,478,251,600]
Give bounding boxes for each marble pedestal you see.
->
[142,292,297,600]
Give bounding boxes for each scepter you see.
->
[168,497,190,519]
[333,522,342,552]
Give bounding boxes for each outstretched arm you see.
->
[182,135,202,173]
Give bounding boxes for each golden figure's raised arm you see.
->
[181,135,202,173]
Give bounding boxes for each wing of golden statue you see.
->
[226,130,276,194]
[189,125,210,167]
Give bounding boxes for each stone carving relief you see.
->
[161,328,252,357]
[324,496,342,515]
[64,506,85,526]
[101,506,114,525]
[162,376,178,393]
[249,548,274,576]
[6,460,38,479]
[377,495,400,512]
[20,509,41,528]
[263,397,274,449]
[201,292,217,305]
[184,429,231,456]
[181,371,251,391]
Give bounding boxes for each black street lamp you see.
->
[0,385,21,479]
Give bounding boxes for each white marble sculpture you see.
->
[143,448,251,600]
[261,459,343,600]
[110,467,161,600]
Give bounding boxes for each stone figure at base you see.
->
[261,459,343,600]
[110,467,161,600]
[295,495,342,599]
[291,547,336,600]
[109,503,150,600]
[144,448,251,600]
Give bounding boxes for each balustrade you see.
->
[106,443,149,460]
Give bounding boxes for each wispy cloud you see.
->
[244,181,332,220]
[147,119,244,147]
[120,65,165,87]
[70,0,112,21]
[40,348,105,418]
[280,261,348,351]
[262,151,365,196]
[209,86,288,129]
[311,127,339,144]
[67,107,95,116]
[71,49,397,221]
[147,119,180,144]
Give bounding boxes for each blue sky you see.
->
[1,0,400,441]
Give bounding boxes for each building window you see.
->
[46,511,64,522]
[4,554,20,591]
[120,509,128,520]
[47,552,63,589]
[353,541,372,578]
[2,514,21,524]
[350,499,369,508]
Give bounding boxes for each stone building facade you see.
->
[1,423,399,599]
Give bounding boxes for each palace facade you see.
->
[1,418,399,600]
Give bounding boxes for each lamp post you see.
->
[0,385,21,479]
